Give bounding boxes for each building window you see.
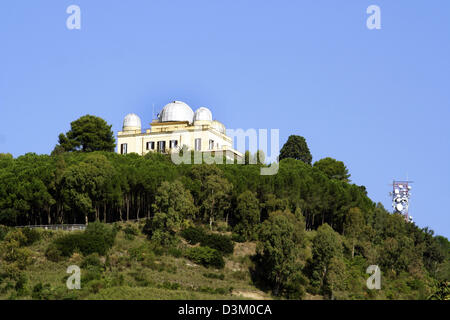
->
[120,143,128,154]
[209,139,214,150]
[146,141,155,150]
[157,141,166,153]
[169,140,178,149]
[195,138,201,151]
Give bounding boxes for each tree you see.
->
[344,207,365,258]
[55,115,116,153]
[279,135,312,165]
[203,175,232,229]
[309,223,343,295]
[255,210,307,297]
[234,190,260,240]
[152,180,196,231]
[313,157,350,182]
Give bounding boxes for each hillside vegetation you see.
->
[0,118,448,300]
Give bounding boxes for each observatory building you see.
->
[117,100,243,160]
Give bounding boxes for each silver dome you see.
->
[123,113,141,129]
[194,107,213,121]
[159,101,194,123]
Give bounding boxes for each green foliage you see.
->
[45,244,63,262]
[181,226,206,245]
[307,223,343,296]
[234,190,260,241]
[180,226,234,255]
[123,224,139,240]
[313,157,351,182]
[0,225,8,241]
[50,222,117,257]
[279,135,312,165]
[185,246,225,269]
[0,230,34,269]
[200,233,234,255]
[255,210,307,298]
[55,115,116,153]
[203,272,225,280]
[20,227,41,246]
[0,116,448,300]
[81,253,103,268]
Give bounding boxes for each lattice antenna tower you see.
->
[389,180,413,222]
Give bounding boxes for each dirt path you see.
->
[232,290,270,300]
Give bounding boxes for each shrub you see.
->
[203,272,225,280]
[181,226,206,245]
[81,253,103,268]
[81,265,103,283]
[89,279,105,294]
[81,222,117,255]
[21,227,41,246]
[167,246,183,258]
[158,281,180,290]
[0,225,9,241]
[51,222,117,257]
[32,283,53,300]
[200,233,234,255]
[129,244,155,265]
[231,233,246,243]
[185,247,225,269]
[123,224,139,240]
[181,227,234,254]
[0,237,33,269]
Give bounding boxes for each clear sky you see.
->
[0,1,449,237]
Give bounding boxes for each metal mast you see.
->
[390,180,413,222]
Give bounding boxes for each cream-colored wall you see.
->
[117,121,239,158]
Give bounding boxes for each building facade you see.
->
[117,100,243,160]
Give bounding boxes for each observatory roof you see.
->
[194,107,213,121]
[159,101,194,123]
[123,113,141,128]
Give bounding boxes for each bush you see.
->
[0,225,9,241]
[185,247,225,269]
[123,224,139,240]
[181,226,206,245]
[181,227,234,255]
[200,233,234,255]
[231,233,246,243]
[21,227,41,246]
[203,272,225,280]
[158,281,180,290]
[32,283,53,300]
[81,253,103,268]
[167,246,183,258]
[81,265,103,283]
[51,222,117,257]
[81,222,117,255]
[0,237,33,269]
[45,244,63,262]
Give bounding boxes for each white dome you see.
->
[123,113,141,129]
[194,107,213,121]
[159,101,194,123]
[211,120,226,134]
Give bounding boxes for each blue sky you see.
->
[0,1,449,237]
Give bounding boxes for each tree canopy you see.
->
[279,135,312,165]
[55,115,116,153]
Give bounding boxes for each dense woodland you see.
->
[0,115,448,299]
